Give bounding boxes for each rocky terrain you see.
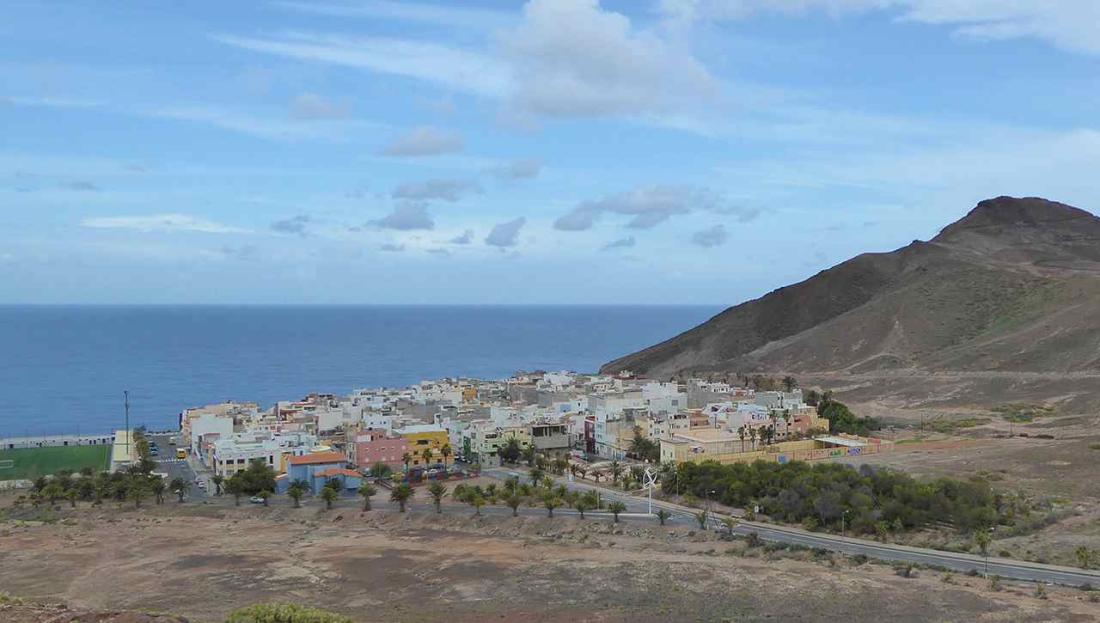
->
[601,196,1100,411]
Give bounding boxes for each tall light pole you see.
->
[124,390,130,457]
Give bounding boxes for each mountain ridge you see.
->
[600,196,1100,381]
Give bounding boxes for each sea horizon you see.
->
[0,304,722,438]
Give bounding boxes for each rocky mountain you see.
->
[601,197,1100,381]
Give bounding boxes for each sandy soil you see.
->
[1,501,1097,623]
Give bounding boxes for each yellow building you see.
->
[395,424,450,467]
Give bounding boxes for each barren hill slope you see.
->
[601,197,1100,381]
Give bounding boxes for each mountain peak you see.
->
[934,196,1098,242]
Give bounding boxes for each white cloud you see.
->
[82,214,248,234]
[500,0,717,118]
[290,92,351,120]
[380,126,464,157]
[485,217,526,247]
[392,179,480,202]
[217,0,719,122]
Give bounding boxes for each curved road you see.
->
[485,467,1100,588]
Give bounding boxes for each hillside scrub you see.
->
[663,460,1037,536]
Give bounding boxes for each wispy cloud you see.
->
[213,32,509,97]
[554,185,755,231]
[82,214,248,234]
[392,178,480,202]
[379,126,464,157]
[665,0,1100,55]
[490,158,542,180]
[271,214,312,236]
[691,224,728,248]
[273,1,514,30]
[601,236,636,251]
[289,92,351,120]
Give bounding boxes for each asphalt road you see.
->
[483,467,1100,588]
[148,433,207,499]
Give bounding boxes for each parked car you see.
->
[249,495,265,504]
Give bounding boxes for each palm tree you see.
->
[258,490,270,507]
[621,474,634,491]
[128,479,148,508]
[356,483,376,511]
[401,452,412,474]
[573,495,593,519]
[211,474,224,496]
[782,376,797,392]
[427,482,448,513]
[66,488,78,508]
[390,483,413,512]
[694,510,709,529]
[41,482,64,505]
[440,444,452,473]
[150,478,166,505]
[609,460,623,484]
[738,426,746,453]
[521,445,536,467]
[169,477,189,503]
[420,447,434,469]
[748,427,757,451]
[528,466,545,487]
[543,494,561,517]
[655,509,671,526]
[469,493,485,516]
[608,501,626,523]
[288,483,305,508]
[503,493,523,517]
[320,486,338,510]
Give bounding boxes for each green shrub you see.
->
[225,603,353,623]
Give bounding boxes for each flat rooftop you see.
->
[814,435,868,448]
[673,428,740,443]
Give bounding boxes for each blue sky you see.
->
[1,0,1098,304]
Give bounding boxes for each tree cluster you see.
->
[663,460,1031,536]
[816,395,880,436]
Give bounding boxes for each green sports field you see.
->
[0,445,111,480]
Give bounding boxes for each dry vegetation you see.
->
[1,497,1098,622]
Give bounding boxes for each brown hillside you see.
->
[600,197,1100,382]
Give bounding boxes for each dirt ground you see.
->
[1,501,1098,623]
[816,386,1100,569]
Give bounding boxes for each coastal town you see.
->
[166,370,889,497]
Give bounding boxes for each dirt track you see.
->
[1,502,1097,622]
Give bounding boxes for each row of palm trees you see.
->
[398,444,453,476]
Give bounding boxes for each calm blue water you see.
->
[0,305,720,437]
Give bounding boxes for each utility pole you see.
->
[124,390,130,456]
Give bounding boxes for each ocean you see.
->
[0,305,721,437]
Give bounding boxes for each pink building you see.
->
[349,429,408,470]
